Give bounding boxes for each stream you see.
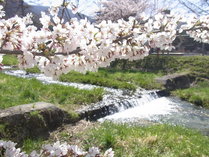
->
[2,67,209,135]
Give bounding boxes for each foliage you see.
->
[1,3,209,157]
[0,73,104,110]
[11,122,209,156]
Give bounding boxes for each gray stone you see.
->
[78,103,120,121]
[155,72,195,91]
[0,102,70,143]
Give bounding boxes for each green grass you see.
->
[170,56,209,80]
[80,122,209,157]
[25,68,162,90]
[60,69,162,90]
[0,73,104,111]
[111,55,209,78]
[173,81,209,108]
[26,66,41,73]
[18,122,209,156]
[22,138,46,154]
[2,55,18,66]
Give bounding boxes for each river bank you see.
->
[21,121,209,156]
[110,55,209,108]
[22,55,209,108]
[1,55,209,156]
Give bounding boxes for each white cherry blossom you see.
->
[0,5,209,77]
[0,140,115,157]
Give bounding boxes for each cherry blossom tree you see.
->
[0,4,209,79]
[95,0,150,22]
[0,5,179,78]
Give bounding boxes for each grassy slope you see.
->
[82,122,209,157]
[22,122,209,156]
[0,73,103,110]
[111,55,209,81]
[60,69,162,90]
[173,81,209,108]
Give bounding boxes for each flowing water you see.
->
[99,97,209,133]
[2,68,209,135]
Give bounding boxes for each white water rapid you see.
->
[99,97,177,123]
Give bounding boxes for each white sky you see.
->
[24,0,205,17]
[24,0,99,17]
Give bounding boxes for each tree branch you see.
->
[0,32,136,56]
[178,0,209,15]
[1,24,204,57]
[0,48,81,56]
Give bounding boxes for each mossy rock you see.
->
[0,102,76,144]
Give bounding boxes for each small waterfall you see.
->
[98,97,177,123]
[107,90,159,113]
[78,89,161,121]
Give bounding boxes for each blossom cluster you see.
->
[0,5,208,78]
[96,0,149,22]
[179,14,209,44]
[0,140,114,157]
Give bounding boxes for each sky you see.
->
[24,0,99,17]
[23,0,207,17]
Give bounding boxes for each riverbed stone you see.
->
[155,72,195,91]
[0,102,70,143]
[78,103,120,121]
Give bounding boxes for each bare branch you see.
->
[0,48,81,56]
[178,0,209,15]
[60,0,67,22]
